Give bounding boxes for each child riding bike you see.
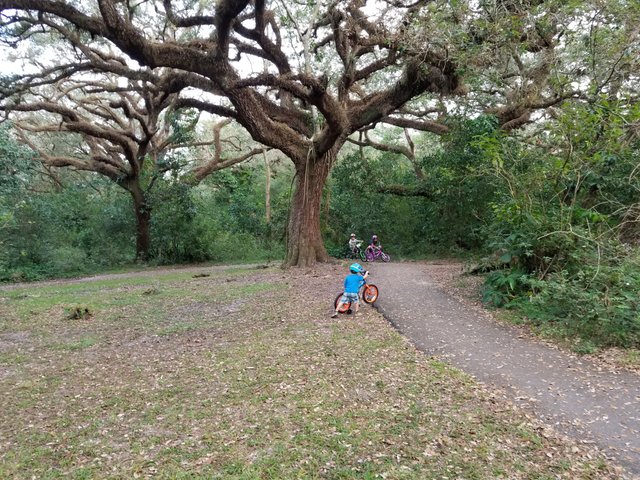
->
[366,234,382,256]
[331,263,369,318]
[348,233,361,254]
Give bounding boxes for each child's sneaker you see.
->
[330,312,338,318]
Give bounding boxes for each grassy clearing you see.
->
[0,264,619,479]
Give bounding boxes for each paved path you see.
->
[372,262,640,478]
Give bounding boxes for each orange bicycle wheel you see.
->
[334,293,352,313]
[362,284,379,304]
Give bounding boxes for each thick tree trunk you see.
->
[128,186,151,262]
[285,153,333,267]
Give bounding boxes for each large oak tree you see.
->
[0,0,465,266]
[1,0,637,265]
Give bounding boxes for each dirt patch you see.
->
[423,260,486,304]
[171,299,248,318]
[0,331,31,353]
[584,348,640,375]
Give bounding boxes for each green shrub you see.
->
[45,246,90,276]
[525,261,640,348]
[482,268,535,307]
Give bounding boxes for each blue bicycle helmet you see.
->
[349,263,364,273]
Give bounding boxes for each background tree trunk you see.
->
[264,150,271,224]
[128,185,151,262]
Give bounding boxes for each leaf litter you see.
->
[0,263,624,479]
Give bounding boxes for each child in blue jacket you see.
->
[331,263,369,317]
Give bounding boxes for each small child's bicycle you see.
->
[364,246,390,262]
[334,276,379,314]
[346,242,366,262]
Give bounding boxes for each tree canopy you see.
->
[1,0,639,266]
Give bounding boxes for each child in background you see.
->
[366,234,381,256]
[348,233,362,255]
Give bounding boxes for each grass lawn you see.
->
[0,264,618,479]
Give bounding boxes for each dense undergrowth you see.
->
[475,102,640,350]
[0,132,288,282]
[482,237,640,350]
